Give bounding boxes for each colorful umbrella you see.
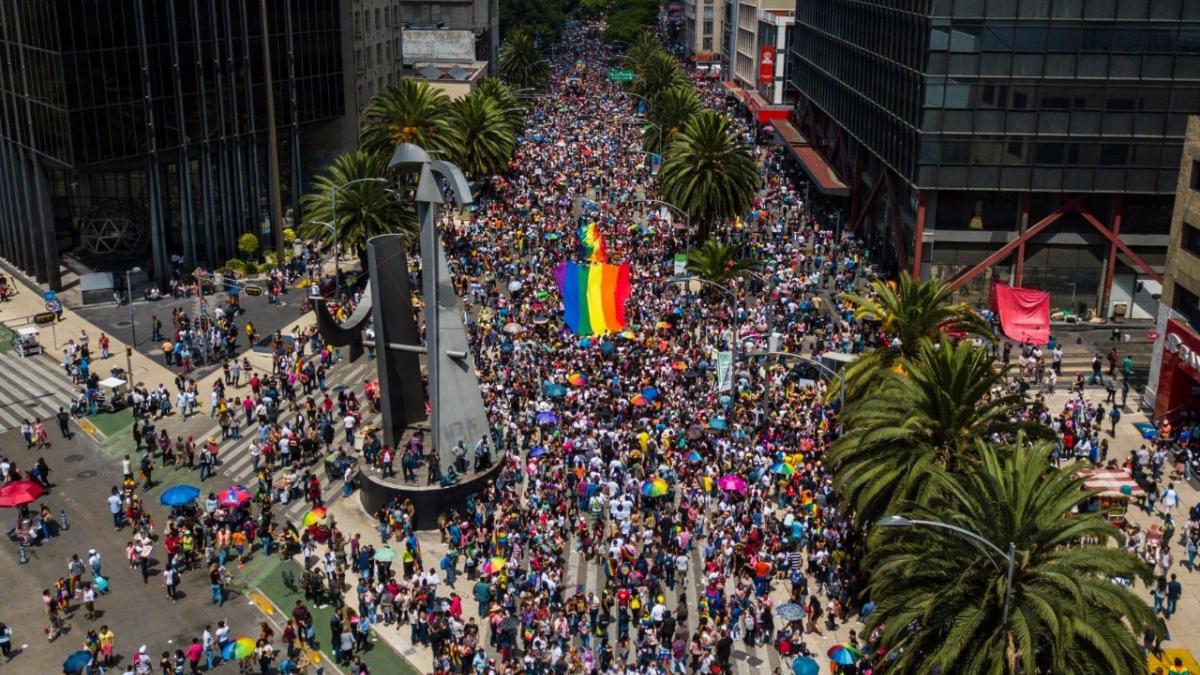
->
[0,480,44,507]
[618,330,636,339]
[482,557,506,575]
[302,506,328,528]
[543,383,567,398]
[687,450,703,463]
[827,644,863,666]
[536,411,559,426]
[791,656,820,675]
[529,446,548,458]
[568,373,587,387]
[717,475,748,494]
[600,341,616,355]
[222,637,257,661]
[374,546,397,563]
[630,394,650,407]
[670,360,687,371]
[63,650,93,673]
[641,386,659,401]
[708,417,728,430]
[641,478,669,498]
[216,485,252,508]
[776,602,806,621]
[771,462,795,477]
[159,484,201,507]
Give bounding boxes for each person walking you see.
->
[108,487,124,530]
[57,407,72,439]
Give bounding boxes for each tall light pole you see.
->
[743,348,845,411]
[634,198,690,235]
[670,275,740,387]
[326,176,389,298]
[619,116,663,156]
[877,515,1017,624]
[125,266,142,379]
[259,0,285,265]
[311,221,338,298]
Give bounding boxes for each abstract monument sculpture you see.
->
[312,144,495,506]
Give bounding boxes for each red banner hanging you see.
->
[759,45,775,84]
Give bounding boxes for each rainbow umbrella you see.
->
[656,321,670,329]
[618,330,636,339]
[222,637,257,661]
[827,644,862,666]
[302,506,328,528]
[217,485,252,508]
[641,386,659,401]
[670,360,688,371]
[482,557,506,575]
[568,373,587,387]
[630,394,650,407]
[641,478,668,498]
[771,462,795,477]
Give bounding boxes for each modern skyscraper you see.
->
[0,0,345,288]
[784,0,1200,318]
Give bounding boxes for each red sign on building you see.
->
[1154,319,1200,418]
[759,45,775,84]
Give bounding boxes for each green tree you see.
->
[359,80,453,159]
[657,110,760,241]
[630,51,689,102]
[835,271,992,404]
[622,31,665,73]
[475,78,528,136]
[498,33,549,90]
[237,233,260,260]
[299,151,417,271]
[685,238,760,287]
[865,441,1159,674]
[829,337,1051,525]
[645,85,701,156]
[445,90,518,178]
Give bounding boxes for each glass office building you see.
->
[0,0,344,287]
[785,0,1200,316]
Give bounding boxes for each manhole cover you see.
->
[115,320,132,328]
[76,470,97,479]
[64,454,85,463]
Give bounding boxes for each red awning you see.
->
[772,119,849,196]
[746,91,791,122]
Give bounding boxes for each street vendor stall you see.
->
[1077,467,1143,527]
[14,327,40,357]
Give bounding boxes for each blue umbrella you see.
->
[536,411,558,426]
[708,418,727,430]
[687,450,703,463]
[530,446,548,458]
[791,656,819,675]
[542,382,567,398]
[580,337,593,348]
[63,650,93,673]
[641,386,659,401]
[159,484,201,507]
[599,341,616,355]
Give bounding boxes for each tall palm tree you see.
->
[623,31,664,73]
[630,51,689,102]
[686,238,760,287]
[836,271,991,403]
[475,77,528,137]
[299,151,416,271]
[498,33,549,90]
[657,110,760,241]
[830,337,1051,526]
[359,80,454,159]
[445,91,518,178]
[646,85,700,156]
[865,441,1158,674]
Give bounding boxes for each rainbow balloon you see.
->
[554,262,631,336]
[578,222,608,263]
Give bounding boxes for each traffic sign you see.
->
[608,69,634,82]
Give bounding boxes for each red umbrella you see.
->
[217,485,252,508]
[0,480,44,507]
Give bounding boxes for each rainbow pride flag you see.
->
[554,262,631,336]
[578,222,607,263]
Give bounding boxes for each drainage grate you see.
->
[76,470,97,479]
[64,454,85,463]
[114,321,132,328]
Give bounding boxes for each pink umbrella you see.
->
[717,475,748,494]
[217,485,252,508]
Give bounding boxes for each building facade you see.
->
[784,0,1200,317]
[0,0,345,287]
[683,0,723,65]
[1163,116,1200,330]
[731,0,792,89]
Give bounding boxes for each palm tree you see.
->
[686,238,760,287]
[475,77,528,137]
[829,337,1051,526]
[865,441,1158,674]
[623,31,664,73]
[299,151,417,271]
[445,91,518,178]
[359,80,454,159]
[498,33,549,89]
[645,85,700,156]
[630,51,689,102]
[657,110,760,241]
[836,271,991,404]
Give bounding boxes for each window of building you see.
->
[1183,221,1200,258]
[384,7,390,28]
[703,37,713,51]
[703,20,713,35]
[375,9,381,31]
[365,9,371,32]
[355,11,362,34]
[1191,159,1200,191]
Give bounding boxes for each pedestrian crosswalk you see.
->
[187,354,384,524]
[0,350,79,432]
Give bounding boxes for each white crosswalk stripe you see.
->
[0,351,80,432]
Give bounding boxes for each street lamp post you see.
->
[633,199,690,235]
[311,221,338,299]
[619,116,663,156]
[669,275,740,386]
[125,266,142,378]
[877,515,1017,624]
[328,177,390,298]
[743,348,845,411]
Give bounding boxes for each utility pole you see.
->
[259,0,285,265]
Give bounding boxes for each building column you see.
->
[1101,195,1125,319]
[1013,192,1030,286]
[31,156,61,290]
[911,190,926,279]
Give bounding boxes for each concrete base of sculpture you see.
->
[357,459,504,530]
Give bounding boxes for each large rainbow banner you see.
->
[554,262,631,336]
[579,223,608,263]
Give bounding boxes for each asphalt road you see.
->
[0,422,263,673]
